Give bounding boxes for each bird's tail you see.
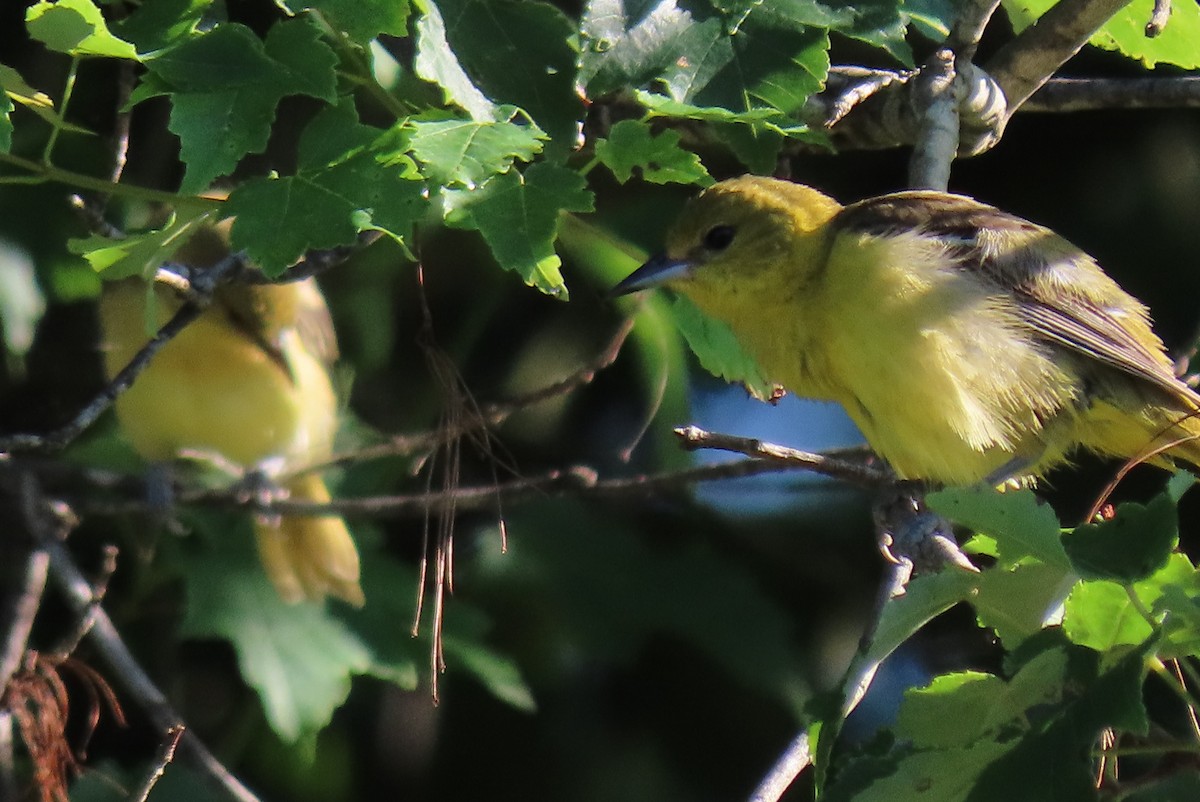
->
[253,473,364,606]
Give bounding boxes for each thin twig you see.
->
[0,255,246,455]
[299,316,638,474]
[44,538,262,802]
[131,725,185,802]
[1023,76,1200,112]
[1146,0,1171,36]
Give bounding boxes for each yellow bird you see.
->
[98,227,363,606]
[614,176,1200,485]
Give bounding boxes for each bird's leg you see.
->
[228,466,290,529]
[872,482,978,576]
[142,462,186,536]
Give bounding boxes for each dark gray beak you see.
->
[609,253,693,298]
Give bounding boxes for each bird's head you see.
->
[611,177,844,312]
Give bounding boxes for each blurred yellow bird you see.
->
[614,176,1200,485]
[98,226,363,606]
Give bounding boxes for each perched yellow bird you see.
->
[614,176,1200,485]
[98,226,363,606]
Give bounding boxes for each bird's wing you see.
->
[834,191,1197,408]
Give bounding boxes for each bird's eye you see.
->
[702,225,736,252]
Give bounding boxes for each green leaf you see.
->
[1062,580,1155,652]
[1063,553,1195,654]
[1063,492,1178,582]
[833,0,913,66]
[227,103,427,274]
[897,647,1070,750]
[25,0,140,59]
[413,0,496,121]
[434,0,583,155]
[296,0,412,43]
[69,206,213,281]
[667,294,782,402]
[0,63,92,135]
[144,19,338,192]
[179,526,372,742]
[1004,0,1200,69]
[406,111,545,189]
[593,119,712,186]
[863,569,979,666]
[927,486,1070,570]
[711,121,785,175]
[114,0,211,53]
[971,558,1075,648]
[443,162,595,297]
[580,0,830,118]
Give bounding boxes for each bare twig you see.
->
[0,469,50,802]
[131,725,185,802]
[1146,0,1171,36]
[44,539,262,802]
[748,557,914,802]
[672,426,888,486]
[1023,76,1200,112]
[300,316,638,474]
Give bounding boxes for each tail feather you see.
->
[253,473,364,606]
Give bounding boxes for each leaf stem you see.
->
[0,151,214,208]
[41,57,79,165]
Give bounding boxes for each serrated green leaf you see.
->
[897,647,1069,750]
[26,0,140,59]
[144,19,338,192]
[593,119,712,186]
[442,162,594,297]
[863,569,979,666]
[833,0,913,66]
[295,0,412,43]
[69,206,212,281]
[1062,580,1154,651]
[1004,0,1200,69]
[0,63,92,134]
[435,0,582,154]
[227,103,427,274]
[114,0,211,53]
[927,486,1070,569]
[1063,492,1178,582]
[179,531,372,742]
[711,121,785,174]
[971,558,1075,647]
[667,294,781,401]
[896,671,1008,749]
[637,90,827,147]
[580,0,830,118]
[413,0,496,121]
[578,0,697,98]
[406,112,545,188]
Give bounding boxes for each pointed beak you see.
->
[609,253,693,298]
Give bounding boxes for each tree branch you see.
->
[985,0,1135,114]
[44,537,262,802]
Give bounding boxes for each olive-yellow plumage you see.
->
[614,176,1200,485]
[98,232,363,606]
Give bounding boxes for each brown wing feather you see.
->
[834,191,1197,408]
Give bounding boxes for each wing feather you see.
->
[834,191,1197,408]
